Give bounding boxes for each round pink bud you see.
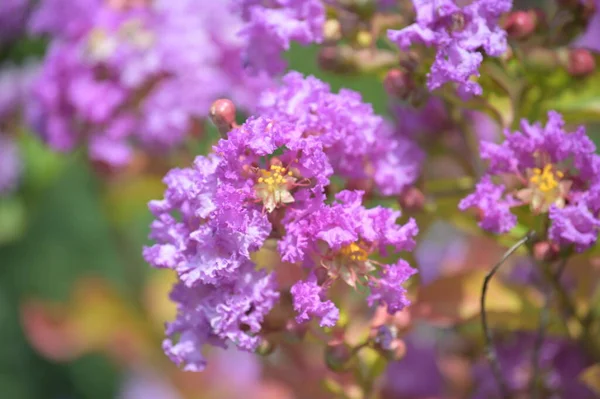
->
[209,99,237,137]
[383,68,413,100]
[504,11,536,39]
[398,187,425,213]
[325,341,354,372]
[567,48,596,77]
[533,241,560,262]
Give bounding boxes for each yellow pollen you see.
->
[339,242,368,262]
[530,164,563,193]
[254,163,297,212]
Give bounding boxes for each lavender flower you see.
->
[0,135,21,196]
[460,111,600,251]
[388,0,512,96]
[29,0,271,168]
[280,190,418,320]
[472,332,596,398]
[163,269,279,372]
[233,0,325,75]
[257,72,423,196]
[290,275,339,327]
[0,0,30,43]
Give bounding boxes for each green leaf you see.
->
[542,69,600,124]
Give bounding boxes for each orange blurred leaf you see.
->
[411,269,553,332]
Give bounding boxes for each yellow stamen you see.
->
[254,163,296,212]
[339,242,368,263]
[530,164,562,193]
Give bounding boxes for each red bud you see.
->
[209,99,237,138]
[567,48,596,77]
[504,11,537,39]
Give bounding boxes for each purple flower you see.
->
[0,0,30,43]
[0,63,38,121]
[0,135,21,196]
[388,0,512,96]
[29,0,272,167]
[280,190,418,318]
[290,275,339,327]
[367,260,417,313]
[163,268,279,372]
[471,332,595,398]
[233,0,325,75]
[574,5,600,52]
[383,331,445,398]
[549,188,600,252]
[257,72,423,195]
[461,111,600,249]
[459,175,518,234]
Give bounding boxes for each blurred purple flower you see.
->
[0,0,30,43]
[472,332,596,398]
[383,330,445,398]
[29,0,271,167]
[233,0,325,75]
[0,134,22,196]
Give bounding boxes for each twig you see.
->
[531,259,567,399]
[481,232,534,399]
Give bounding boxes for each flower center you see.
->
[517,163,570,213]
[254,164,296,212]
[530,164,563,193]
[339,242,369,262]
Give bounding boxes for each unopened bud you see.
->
[317,46,356,74]
[567,48,596,77]
[256,339,275,356]
[384,68,414,100]
[504,11,536,39]
[533,241,560,262]
[209,99,237,138]
[398,186,425,212]
[325,342,353,372]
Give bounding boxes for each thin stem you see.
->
[481,232,534,399]
[531,259,567,399]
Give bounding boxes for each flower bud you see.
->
[325,341,354,372]
[504,11,536,39]
[209,99,237,138]
[567,48,596,77]
[317,46,356,74]
[398,186,425,212]
[383,68,413,100]
[256,339,275,356]
[533,241,560,262]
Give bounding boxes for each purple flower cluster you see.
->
[460,111,600,251]
[28,0,270,168]
[388,0,512,96]
[282,189,418,325]
[257,72,423,196]
[472,333,595,398]
[0,0,30,44]
[145,82,419,369]
[232,0,325,75]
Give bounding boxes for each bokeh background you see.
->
[2,1,600,398]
